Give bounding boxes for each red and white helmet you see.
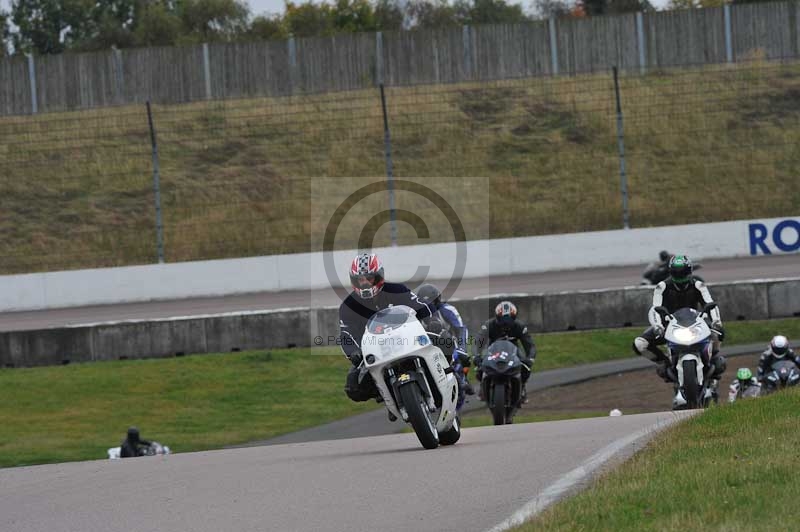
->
[495,301,517,321]
[349,253,385,299]
[770,335,789,358]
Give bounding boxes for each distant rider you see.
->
[727,368,761,402]
[338,253,433,419]
[416,283,475,397]
[633,255,726,384]
[472,301,537,403]
[642,250,672,285]
[120,427,152,458]
[757,335,799,381]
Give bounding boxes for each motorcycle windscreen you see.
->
[482,340,522,375]
[366,305,417,335]
[672,308,700,327]
[363,305,429,361]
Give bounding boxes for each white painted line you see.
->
[484,411,697,532]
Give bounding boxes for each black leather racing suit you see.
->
[338,282,433,402]
[757,348,799,380]
[473,318,537,385]
[120,435,152,458]
[633,277,726,381]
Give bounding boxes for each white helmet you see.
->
[770,335,790,358]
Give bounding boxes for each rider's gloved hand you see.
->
[472,354,483,368]
[348,349,363,367]
[712,321,725,342]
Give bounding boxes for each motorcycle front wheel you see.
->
[399,383,440,450]
[491,381,506,425]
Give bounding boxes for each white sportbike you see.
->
[656,303,720,410]
[359,305,461,449]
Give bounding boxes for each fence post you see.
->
[791,1,800,59]
[375,31,384,85]
[548,18,559,75]
[146,101,166,264]
[26,53,38,114]
[288,36,297,94]
[612,67,630,230]
[462,25,472,79]
[636,12,646,75]
[379,83,398,247]
[202,43,212,99]
[724,4,733,63]
[112,46,124,104]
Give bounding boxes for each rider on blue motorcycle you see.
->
[416,283,475,400]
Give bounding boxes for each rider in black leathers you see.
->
[120,427,152,458]
[338,253,433,404]
[632,255,727,383]
[472,301,537,401]
[757,335,799,381]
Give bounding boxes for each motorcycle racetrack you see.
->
[0,256,792,531]
[0,411,694,532]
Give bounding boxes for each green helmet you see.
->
[736,368,753,381]
[669,255,693,288]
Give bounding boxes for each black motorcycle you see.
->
[478,340,524,425]
[761,359,800,394]
[641,262,703,286]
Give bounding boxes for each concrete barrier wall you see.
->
[1,216,798,313]
[3,278,799,368]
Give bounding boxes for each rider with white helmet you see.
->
[757,335,799,381]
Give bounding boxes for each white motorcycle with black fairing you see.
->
[359,305,461,449]
[655,303,720,410]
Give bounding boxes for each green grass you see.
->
[1,317,796,468]
[518,388,800,531]
[0,350,374,468]
[1,59,799,273]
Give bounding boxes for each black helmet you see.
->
[669,255,693,289]
[659,250,670,263]
[127,427,140,442]
[416,283,442,307]
[424,317,446,335]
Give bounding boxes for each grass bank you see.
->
[1,60,799,273]
[1,317,796,468]
[519,388,800,531]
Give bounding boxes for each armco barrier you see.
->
[1,279,798,368]
[766,279,800,318]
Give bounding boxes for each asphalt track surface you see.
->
[2,254,799,332]
[0,411,694,532]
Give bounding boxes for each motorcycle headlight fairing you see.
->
[673,327,702,344]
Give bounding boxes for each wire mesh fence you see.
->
[1,58,798,275]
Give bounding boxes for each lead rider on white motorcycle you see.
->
[633,255,727,385]
[338,253,434,420]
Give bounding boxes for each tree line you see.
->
[0,0,776,57]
